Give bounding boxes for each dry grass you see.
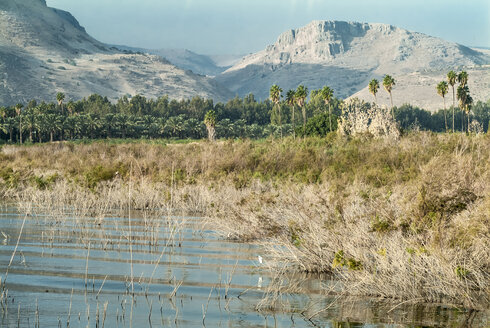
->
[0,132,489,309]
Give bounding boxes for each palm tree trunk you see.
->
[390,92,394,119]
[467,110,470,133]
[278,105,282,139]
[443,97,447,132]
[292,106,295,139]
[461,110,464,132]
[452,86,455,132]
[9,128,13,143]
[328,103,332,132]
[29,128,33,142]
[50,131,53,142]
[19,117,22,145]
[302,106,306,139]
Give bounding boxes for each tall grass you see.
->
[0,132,488,309]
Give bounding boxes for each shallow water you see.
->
[0,207,487,327]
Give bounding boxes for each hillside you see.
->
[215,20,490,110]
[0,0,233,105]
[112,46,243,77]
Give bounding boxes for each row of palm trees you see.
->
[436,70,472,133]
[270,84,335,139]
[368,75,396,118]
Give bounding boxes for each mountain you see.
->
[0,0,232,105]
[216,20,490,110]
[112,46,243,76]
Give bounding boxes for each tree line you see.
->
[0,83,488,144]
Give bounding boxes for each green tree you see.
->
[457,85,471,133]
[295,85,308,138]
[383,75,396,118]
[269,84,283,138]
[457,71,468,87]
[368,79,380,104]
[204,110,217,142]
[286,89,296,139]
[321,86,334,132]
[437,81,449,131]
[56,92,65,115]
[15,103,23,144]
[24,108,39,142]
[447,70,457,132]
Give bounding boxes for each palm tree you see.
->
[286,90,296,139]
[457,71,469,132]
[436,81,449,132]
[465,94,473,133]
[56,92,65,115]
[269,84,283,138]
[5,117,16,143]
[447,70,457,132]
[295,85,308,138]
[383,75,396,118]
[15,103,23,144]
[321,86,334,132]
[23,108,38,142]
[368,79,379,104]
[85,113,101,139]
[457,85,469,133]
[204,110,217,142]
[457,71,468,87]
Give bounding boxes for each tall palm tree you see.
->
[321,86,334,132]
[204,110,217,142]
[269,84,283,138]
[465,94,473,133]
[286,90,296,139]
[457,71,469,132]
[295,85,308,138]
[457,85,469,133]
[15,103,23,144]
[368,79,379,104]
[56,92,65,115]
[436,81,449,132]
[383,75,396,118]
[447,70,457,132]
[5,117,16,143]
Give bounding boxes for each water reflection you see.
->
[0,207,486,327]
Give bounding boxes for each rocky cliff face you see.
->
[0,0,232,105]
[216,20,489,110]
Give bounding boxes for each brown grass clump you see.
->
[0,132,488,309]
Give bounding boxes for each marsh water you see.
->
[0,207,487,327]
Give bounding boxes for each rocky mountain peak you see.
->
[217,20,489,109]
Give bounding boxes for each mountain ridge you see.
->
[216,20,489,110]
[0,0,233,105]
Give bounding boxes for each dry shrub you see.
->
[338,98,400,140]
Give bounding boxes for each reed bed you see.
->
[0,132,488,310]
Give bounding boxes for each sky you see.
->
[46,0,490,55]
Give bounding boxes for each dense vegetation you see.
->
[0,133,488,309]
[1,92,488,144]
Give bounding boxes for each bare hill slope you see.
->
[0,0,232,105]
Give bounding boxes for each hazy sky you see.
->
[46,0,489,55]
